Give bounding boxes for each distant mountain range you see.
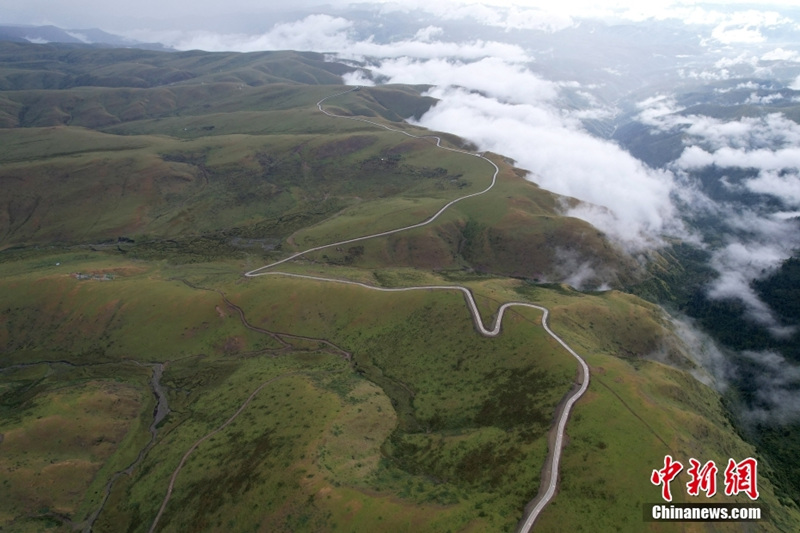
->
[0,24,171,51]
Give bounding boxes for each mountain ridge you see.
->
[0,23,170,51]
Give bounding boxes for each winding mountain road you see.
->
[245,89,497,276]
[244,87,591,531]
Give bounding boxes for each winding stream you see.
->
[83,362,169,532]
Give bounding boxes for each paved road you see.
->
[244,87,591,531]
[245,88,497,277]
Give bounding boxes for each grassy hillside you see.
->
[3,253,797,532]
[2,42,798,532]
[0,42,351,92]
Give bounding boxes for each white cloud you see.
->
[773,210,800,220]
[677,145,800,171]
[401,86,681,250]
[762,47,800,62]
[635,99,800,144]
[378,1,502,24]
[636,95,688,130]
[715,53,758,69]
[671,315,800,425]
[746,92,785,105]
[135,14,529,62]
[348,39,530,62]
[496,6,576,32]
[711,24,765,44]
[159,15,355,52]
[65,31,91,43]
[707,239,796,337]
[352,53,688,251]
[685,201,800,338]
[679,67,731,82]
[413,26,443,42]
[709,10,793,44]
[341,69,375,86]
[670,315,732,389]
[553,247,601,290]
[715,81,765,94]
[369,57,554,102]
[376,1,576,32]
[568,106,616,121]
[740,350,800,424]
[684,117,763,149]
[372,0,799,34]
[654,113,800,153]
[745,170,800,207]
[651,111,800,336]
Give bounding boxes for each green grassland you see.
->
[0,255,569,532]
[0,126,476,249]
[3,254,798,532]
[0,371,148,527]
[2,42,799,532]
[512,283,800,531]
[0,42,351,94]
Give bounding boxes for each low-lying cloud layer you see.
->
[633,66,800,424]
[405,86,681,251]
[343,50,686,253]
[740,349,800,424]
[129,14,529,62]
[671,318,800,424]
[635,93,800,334]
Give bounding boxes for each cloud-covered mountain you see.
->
[0,24,171,50]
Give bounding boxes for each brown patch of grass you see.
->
[314,135,377,159]
[0,380,143,523]
[217,335,246,354]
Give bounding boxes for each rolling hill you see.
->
[1,42,798,532]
